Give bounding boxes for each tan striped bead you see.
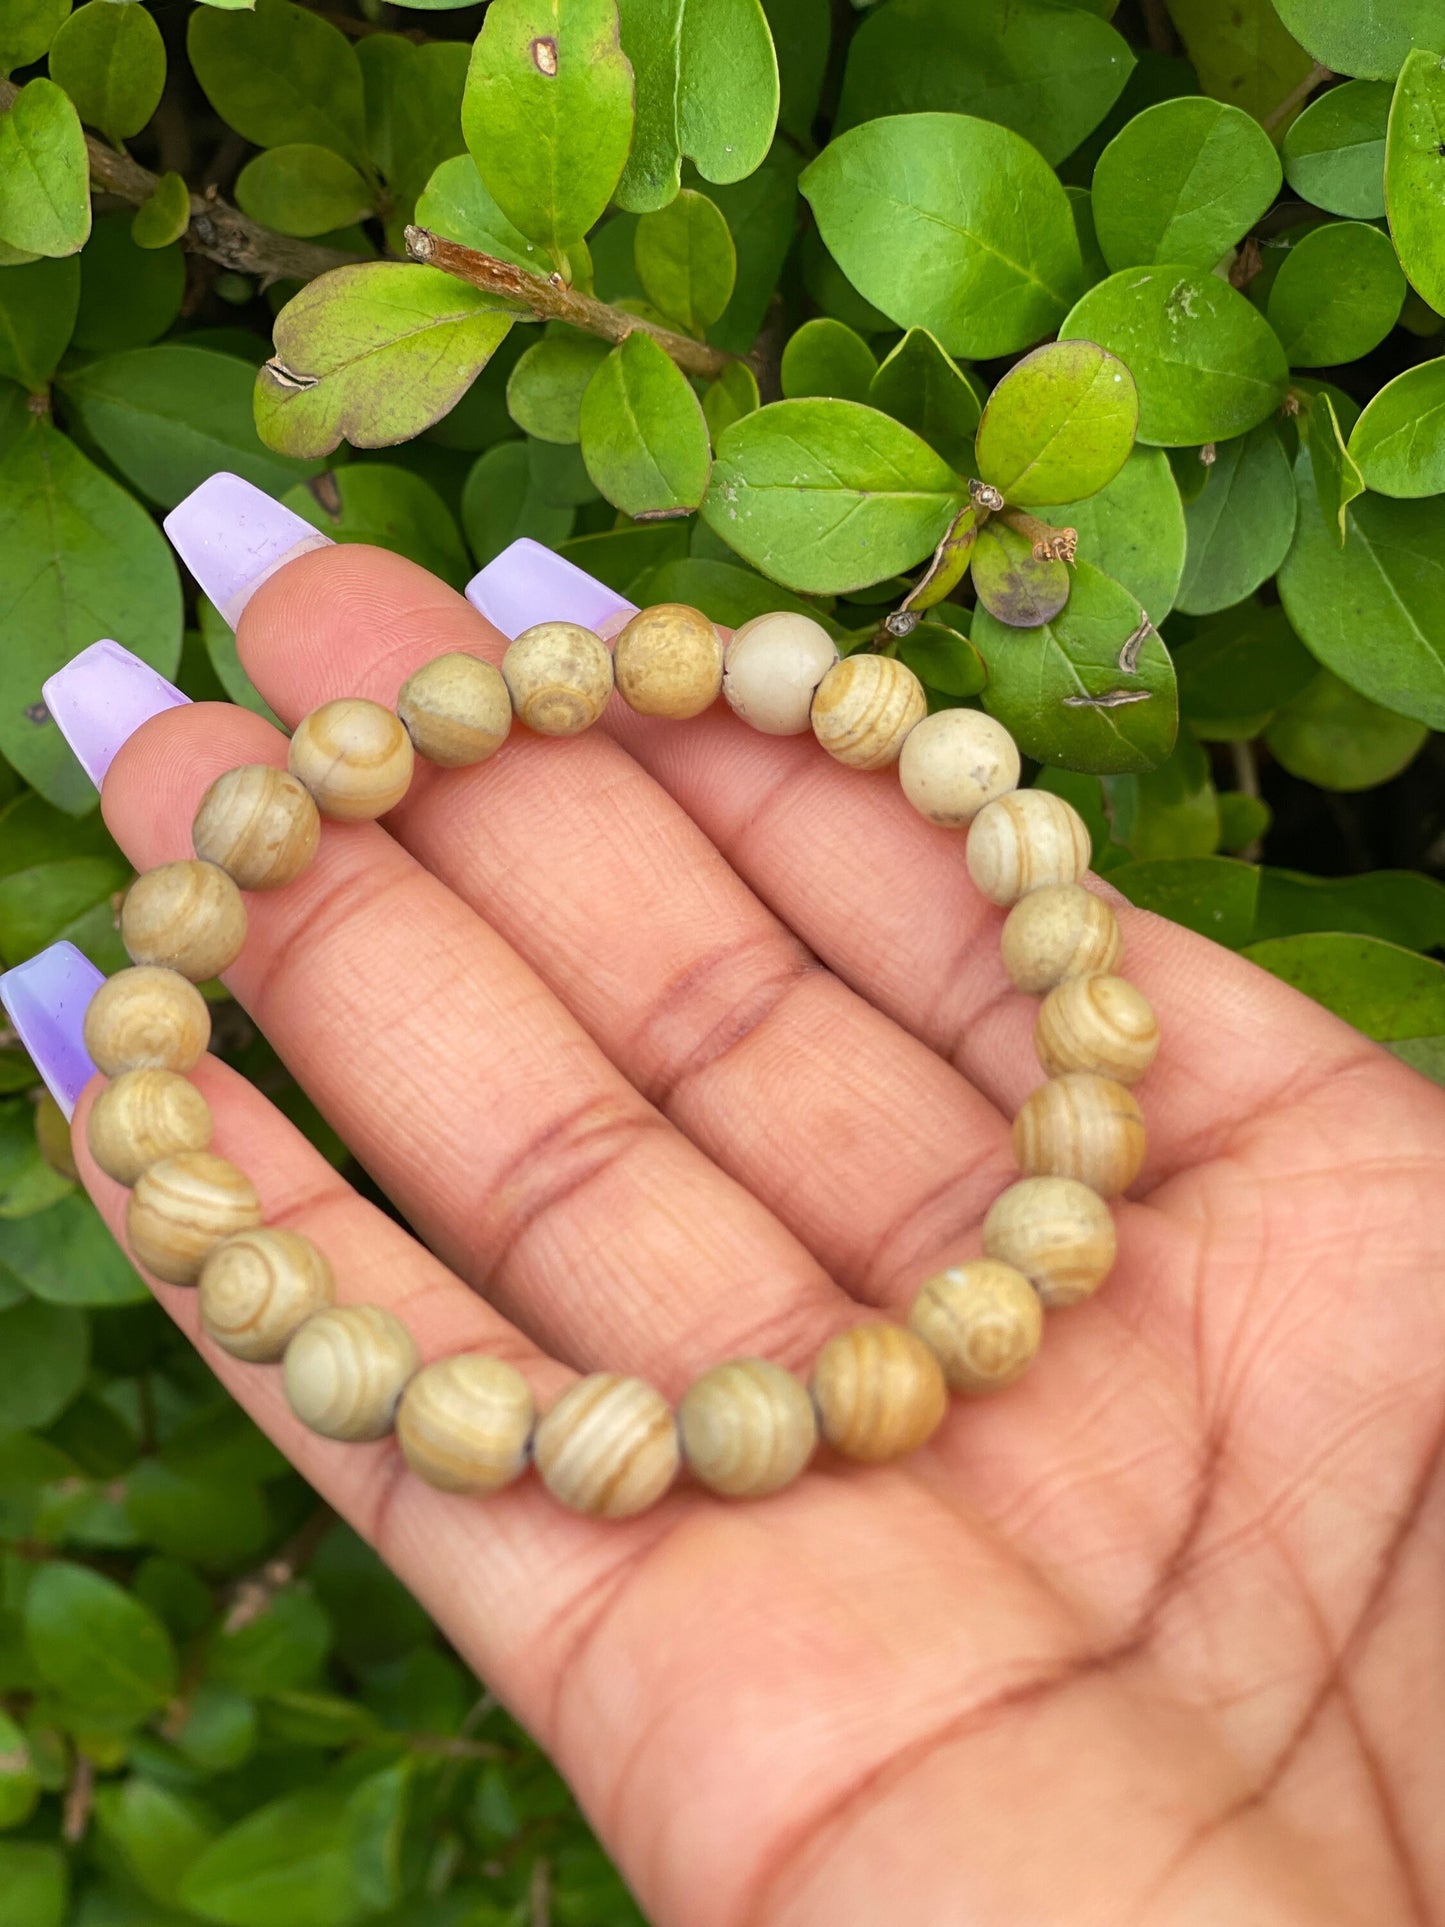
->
[502,623,613,736]
[121,860,247,982]
[198,1227,335,1362]
[126,1151,262,1285]
[614,603,724,719]
[533,1374,679,1518]
[1035,974,1159,1085]
[396,1354,535,1494]
[982,1177,1116,1309]
[192,764,321,890]
[288,699,415,821]
[283,1304,419,1441]
[811,655,927,770]
[397,654,512,766]
[83,967,211,1076]
[1013,1073,1145,1198]
[966,791,1092,906]
[1000,884,1123,994]
[87,1068,212,1186]
[810,1323,947,1462]
[678,1359,817,1498]
[909,1261,1043,1394]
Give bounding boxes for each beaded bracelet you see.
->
[79,600,1156,1520]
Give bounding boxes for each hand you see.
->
[70,541,1445,1927]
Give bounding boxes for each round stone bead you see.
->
[121,860,247,982]
[678,1359,818,1499]
[898,708,1021,827]
[966,790,1092,906]
[1013,1072,1145,1199]
[396,1354,535,1494]
[397,653,512,767]
[87,1068,212,1187]
[810,1323,948,1463]
[811,655,927,770]
[614,603,724,719]
[983,1176,1116,1309]
[1035,973,1159,1086]
[84,967,210,1076]
[908,1261,1043,1395]
[126,1150,263,1285]
[533,1374,679,1518]
[502,622,613,736]
[288,699,415,821]
[1000,884,1122,995]
[192,764,320,891]
[198,1226,335,1362]
[283,1305,419,1442]
[723,612,839,736]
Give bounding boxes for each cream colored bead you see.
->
[908,1261,1043,1394]
[811,654,927,770]
[677,1359,817,1499]
[533,1374,679,1518]
[397,653,512,767]
[287,698,415,821]
[126,1150,262,1285]
[87,1068,212,1186]
[810,1323,948,1463]
[121,861,247,982]
[502,622,613,736]
[283,1304,419,1442]
[898,708,1021,828]
[192,764,321,891]
[1035,973,1159,1086]
[1013,1072,1145,1199]
[83,967,211,1076]
[966,790,1092,906]
[614,603,723,720]
[983,1177,1116,1309]
[1000,884,1122,994]
[396,1354,535,1494]
[198,1227,335,1363]
[723,612,839,735]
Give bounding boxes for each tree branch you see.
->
[406,224,740,381]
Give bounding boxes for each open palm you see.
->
[76,544,1445,1927]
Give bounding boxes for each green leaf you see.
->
[1034,445,1185,625]
[1103,727,1219,860]
[834,0,1133,169]
[0,255,77,390]
[1271,0,1445,80]
[560,520,688,598]
[578,331,711,517]
[180,1785,365,1927]
[1387,48,1445,315]
[282,466,469,588]
[1243,932,1445,1071]
[976,559,1178,773]
[1348,355,1445,497]
[132,170,190,250]
[780,316,877,404]
[0,1193,148,1303]
[25,1562,176,1723]
[1307,389,1365,544]
[975,338,1137,506]
[1163,0,1314,127]
[800,112,1083,359]
[528,435,598,506]
[764,0,826,144]
[413,155,553,279]
[505,329,611,443]
[1253,867,1445,950]
[701,358,759,440]
[188,0,367,168]
[1174,599,1317,738]
[93,1780,217,1908]
[256,263,513,460]
[1060,266,1289,446]
[49,0,165,144]
[1109,853,1260,945]
[0,79,90,258]
[64,345,324,508]
[642,555,818,626]
[898,619,987,698]
[460,440,574,563]
[616,0,778,212]
[1282,79,1391,217]
[0,1298,87,1428]
[633,188,735,336]
[346,1760,413,1912]
[1265,667,1428,790]
[971,519,1069,628]
[172,1681,257,1773]
[1278,450,1445,729]
[0,1843,66,1927]
[0,1709,39,1828]
[0,418,181,811]
[703,398,967,593]
[0,0,70,75]
[235,146,372,240]
[1265,219,1405,366]
[74,210,183,347]
[124,1461,271,1569]
[867,328,982,473]
[207,1586,331,1693]
[463,0,633,254]
[1176,422,1296,615]
[355,36,467,240]
[0,1098,73,1220]
[705,142,802,354]
[1092,96,1279,274]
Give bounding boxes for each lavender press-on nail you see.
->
[466,538,638,642]
[42,640,190,791]
[164,471,331,630]
[0,942,103,1120]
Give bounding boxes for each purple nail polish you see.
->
[0,942,103,1121]
[466,538,638,642]
[42,640,190,791]
[164,471,331,630]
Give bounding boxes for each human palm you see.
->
[78,544,1445,1927]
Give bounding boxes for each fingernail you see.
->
[0,942,104,1120]
[466,538,638,642]
[164,471,331,630]
[42,639,190,791]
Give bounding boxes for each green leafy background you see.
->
[2,0,1444,1917]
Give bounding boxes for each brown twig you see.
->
[406,225,739,380]
[1262,62,1333,134]
[999,504,1077,562]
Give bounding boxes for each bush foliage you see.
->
[1,0,1444,1918]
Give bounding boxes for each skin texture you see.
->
[75,544,1445,1927]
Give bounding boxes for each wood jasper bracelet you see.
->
[80,600,1155,1520]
